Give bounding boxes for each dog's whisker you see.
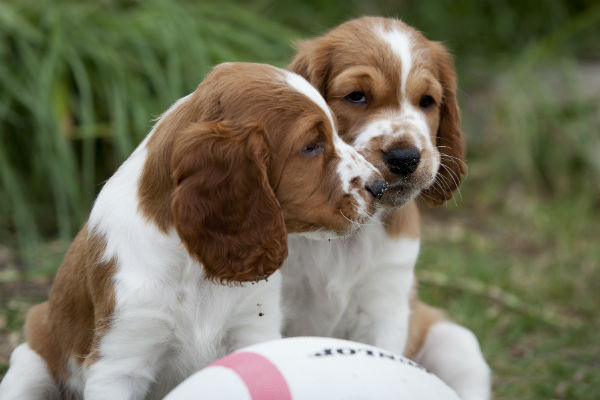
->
[440,152,468,169]
[440,162,461,189]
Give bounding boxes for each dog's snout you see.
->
[366,179,388,200]
[384,148,421,175]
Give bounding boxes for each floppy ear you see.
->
[171,121,287,283]
[422,43,467,206]
[288,39,331,97]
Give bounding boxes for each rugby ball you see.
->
[165,337,460,399]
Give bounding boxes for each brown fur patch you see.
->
[404,297,447,360]
[25,224,116,381]
[419,41,467,205]
[171,121,288,283]
[382,200,420,239]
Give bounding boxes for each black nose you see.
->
[384,148,421,175]
[366,180,388,200]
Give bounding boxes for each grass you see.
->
[418,190,600,399]
[1,0,599,398]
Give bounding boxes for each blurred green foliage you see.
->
[0,1,599,397]
[0,0,300,262]
[1,0,598,262]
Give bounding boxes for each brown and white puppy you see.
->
[0,62,385,400]
[282,17,491,400]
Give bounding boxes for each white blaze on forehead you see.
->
[283,70,336,131]
[374,24,414,95]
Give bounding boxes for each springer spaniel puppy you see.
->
[283,17,491,400]
[0,62,386,400]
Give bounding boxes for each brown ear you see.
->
[422,43,467,206]
[288,39,331,97]
[171,121,287,283]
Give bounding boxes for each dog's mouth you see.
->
[379,175,441,207]
[378,182,416,206]
[376,164,438,207]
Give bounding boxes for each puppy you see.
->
[283,17,491,400]
[0,62,385,400]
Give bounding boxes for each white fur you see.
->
[352,111,433,152]
[416,322,492,400]
[352,119,388,152]
[65,358,86,397]
[375,25,413,96]
[335,134,379,201]
[284,70,335,130]
[81,264,282,400]
[0,343,59,400]
[282,217,419,355]
[282,206,492,400]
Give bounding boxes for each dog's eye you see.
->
[419,95,435,109]
[302,141,325,156]
[345,91,367,105]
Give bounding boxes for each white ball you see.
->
[165,337,460,400]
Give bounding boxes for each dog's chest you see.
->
[152,283,234,397]
[282,222,420,337]
[167,266,240,365]
[285,223,396,294]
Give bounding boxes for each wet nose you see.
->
[365,179,388,200]
[383,148,421,175]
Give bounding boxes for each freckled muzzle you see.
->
[366,179,388,199]
[330,149,386,231]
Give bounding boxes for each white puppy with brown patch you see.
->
[0,62,385,400]
[283,17,491,400]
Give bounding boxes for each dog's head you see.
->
[289,17,466,207]
[140,62,384,282]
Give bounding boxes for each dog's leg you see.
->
[348,257,416,355]
[83,299,174,400]
[0,343,60,400]
[409,301,492,400]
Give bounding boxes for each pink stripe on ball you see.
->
[209,351,292,400]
